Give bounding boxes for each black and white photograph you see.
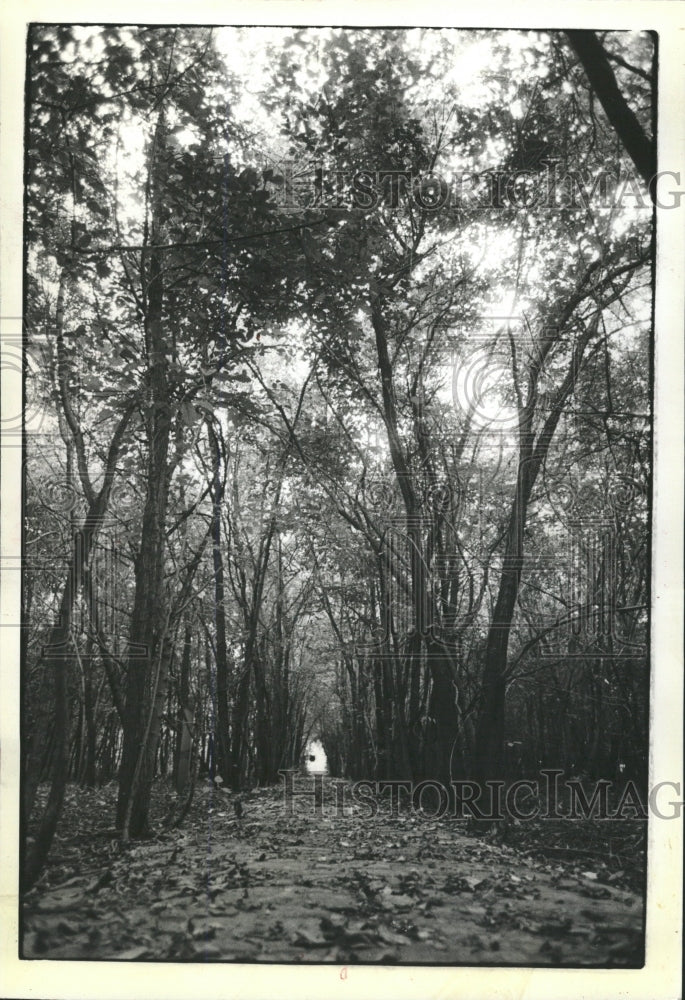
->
[0,3,682,998]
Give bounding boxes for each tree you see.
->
[564,30,655,189]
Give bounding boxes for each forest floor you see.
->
[22,776,646,966]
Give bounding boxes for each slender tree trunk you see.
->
[230,664,251,790]
[81,669,98,788]
[472,342,594,799]
[475,557,523,779]
[175,624,194,793]
[425,638,459,790]
[21,610,71,891]
[207,421,232,782]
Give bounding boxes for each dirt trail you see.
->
[22,777,644,965]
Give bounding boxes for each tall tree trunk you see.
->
[207,420,232,782]
[473,485,530,790]
[21,592,72,891]
[472,313,600,795]
[425,638,460,790]
[175,624,194,793]
[117,109,173,838]
[230,665,251,790]
[81,667,99,788]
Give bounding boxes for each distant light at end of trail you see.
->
[305,739,329,775]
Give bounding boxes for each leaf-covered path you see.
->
[22,778,644,965]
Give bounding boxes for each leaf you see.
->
[363,947,398,962]
[467,876,488,890]
[36,888,85,912]
[582,885,611,900]
[194,398,214,416]
[191,921,221,941]
[113,945,150,960]
[292,928,329,947]
[377,926,412,945]
[53,875,88,889]
[193,941,222,957]
[381,893,414,909]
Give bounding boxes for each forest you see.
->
[20,25,654,964]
